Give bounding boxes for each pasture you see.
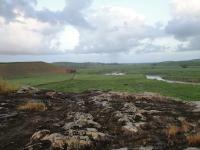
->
[5,61,200,101]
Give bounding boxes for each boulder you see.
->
[122,123,138,135]
[42,133,67,149]
[184,148,200,150]
[31,130,50,141]
[17,86,39,94]
[65,112,101,129]
[86,131,107,141]
[139,146,153,150]
[113,148,128,150]
[66,136,92,149]
[63,122,81,130]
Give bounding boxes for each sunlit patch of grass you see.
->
[186,134,200,145]
[18,101,47,111]
[0,79,17,93]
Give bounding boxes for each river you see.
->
[146,75,200,85]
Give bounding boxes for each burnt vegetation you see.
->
[0,87,200,149]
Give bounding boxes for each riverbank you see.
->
[146,75,200,85]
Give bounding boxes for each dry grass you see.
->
[18,101,47,111]
[180,120,191,132]
[166,121,191,139]
[0,79,17,93]
[186,134,200,145]
[166,125,180,138]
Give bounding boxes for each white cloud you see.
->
[171,0,200,17]
[50,25,79,51]
[74,6,164,54]
[0,16,78,54]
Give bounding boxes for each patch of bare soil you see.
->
[0,87,200,150]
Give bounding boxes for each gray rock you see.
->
[17,86,39,94]
[0,112,18,119]
[139,146,153,150]
[86,128,97,132]
[86,131,107,141]
[66,112,101,129]
[184,148,200,150]
[113,148,128,150]
[42,133,67,149]
[190,101,200,112]
[0,103,7,106]
[31,130,50,141]
[122,102,137,113]
[63,122,81,130]
[122,123,138,134]
[74,112,94,121]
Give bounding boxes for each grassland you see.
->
[2,59,200,101]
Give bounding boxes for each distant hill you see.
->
[156,59,200,67]
[53,62,113,69]
[0,62,67,77]
[53,59,200,69]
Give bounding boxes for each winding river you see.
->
[146,75,200,85]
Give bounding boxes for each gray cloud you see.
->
[0,0,93,27]
[165,0,200,51]
[0,0,37,21]
[74,6,165,54]
[36,0,93,27]
[166,18,200,40]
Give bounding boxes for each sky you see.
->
[0,0,200,63]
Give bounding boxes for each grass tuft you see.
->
[186,134,200,145]
[166,125,180,138]
[166,121,191,139]
[0,79,17,93]
[180,120,191,132]
[18,101,47,111]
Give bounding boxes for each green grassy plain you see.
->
[3,60,200,101]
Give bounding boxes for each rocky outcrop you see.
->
[0,89,200,150]
[27,112,109,149]
[114,102,146,134]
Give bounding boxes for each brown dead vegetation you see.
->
[166,125,180,138]
[186,134,200,145]
[166,120,191,138]
[0,80,16,93]
[18,101,47,111]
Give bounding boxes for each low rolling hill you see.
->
[0,62,67,77]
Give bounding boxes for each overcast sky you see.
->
[0,0,200,63]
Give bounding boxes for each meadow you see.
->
[5,60,200,101]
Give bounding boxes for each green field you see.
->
[5,60,200,101]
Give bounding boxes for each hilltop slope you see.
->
[0,88,200,149]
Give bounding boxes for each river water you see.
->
[146,75,200,85]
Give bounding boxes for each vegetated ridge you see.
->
[0,62,67,77]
